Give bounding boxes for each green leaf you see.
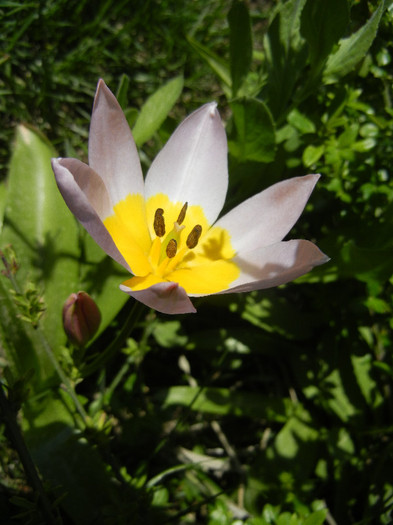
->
[303,509,328,525]
[302,144,325,167]
[228,0,252,96]
[287,108,316,134]
[351,354,383,408]
[1,125,80,351]
[115,73,130,110]
[322,369,357,421]
[272,0,307,54]
[300,0,349,68]
[274,416,318,459]
[132,76,184,147]
[339,240,393,284]
[263,0,308,116]
[229,98,276,163]
[323,1,385,82]
[0,180,6,232]
[159,385,292,422]
[187,35,232,90]
[152,320,187,348]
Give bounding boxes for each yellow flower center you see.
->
[103,193,240,295]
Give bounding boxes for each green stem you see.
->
[0,382,58,524]
[95,304,152,412]
[82,300,146,378]
[37,331,89,428]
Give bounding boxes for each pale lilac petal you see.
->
[215,175,320,252]
[58,158,112,220]
[220,239,329,294]
[88,79,144,205]
[145,103,228,225]
[52,158,131,271]
[120,281,197,314]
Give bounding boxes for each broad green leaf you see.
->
[1,125,80,352]
[300,0,349,68]
[228,0,252,96]
[132,76,184,147]
[187,35,232,90]
[323,1,385,82]
[229,98,276,163]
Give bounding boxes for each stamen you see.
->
[166,239,177,258]
[154,208,165,237]
[177,202,188,225]
[186,225,202,249]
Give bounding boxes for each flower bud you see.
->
[62,292,101,347]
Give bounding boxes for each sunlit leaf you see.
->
[1,125,80,352]
[324,1,385,82]
[303,144,325,167]
[132,75,184,147]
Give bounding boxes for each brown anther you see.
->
[177,202,188,225]
[186,225,202,249]
[154,208,165,237]
[166,239,177,258]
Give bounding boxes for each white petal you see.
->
[221,239,329,294]
[215,174,320,252]
[52,158,131,271]
[145,103,228,224]
[120,281,197,314]
[88,79,144,205]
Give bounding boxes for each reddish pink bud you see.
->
[62,292,101,347]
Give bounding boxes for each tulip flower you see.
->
[52,80,328,314]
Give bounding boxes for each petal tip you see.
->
[207,101,218,116]
[120,282,197,315]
